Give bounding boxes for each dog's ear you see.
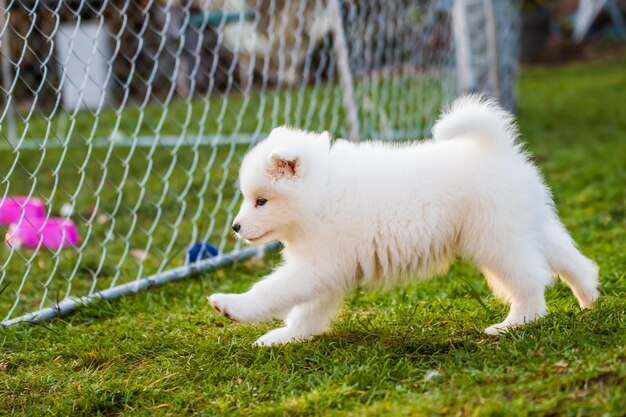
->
[268,147,299,179]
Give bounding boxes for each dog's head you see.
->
[232,126,331,244]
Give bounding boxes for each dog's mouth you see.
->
[245,232,270,242]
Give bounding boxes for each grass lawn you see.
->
[1,57,625,416]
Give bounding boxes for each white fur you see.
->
[209,95,600,346]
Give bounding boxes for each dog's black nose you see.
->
[232,223,241,233]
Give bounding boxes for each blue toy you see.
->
[186,242,219,264]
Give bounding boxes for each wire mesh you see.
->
[0,0,516,325]
[452,0,520,110]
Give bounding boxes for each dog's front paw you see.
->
[208,293,256,323]
[484,321,516,336]
[254,327,311,346]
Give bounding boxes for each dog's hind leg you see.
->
[480,248,551,335]
[544,221,599,308]
[254,293,344,346]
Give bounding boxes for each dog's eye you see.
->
[255,198,268,207]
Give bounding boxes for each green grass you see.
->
[1,58,625,415]
[3,75,445,146]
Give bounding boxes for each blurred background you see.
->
[521,0,626,63]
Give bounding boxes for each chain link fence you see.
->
[0,0,518,325]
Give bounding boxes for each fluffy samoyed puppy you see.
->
[209,95,599,346]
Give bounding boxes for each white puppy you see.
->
[209,95,599,346]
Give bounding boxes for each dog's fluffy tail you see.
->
[432,95,518,148]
